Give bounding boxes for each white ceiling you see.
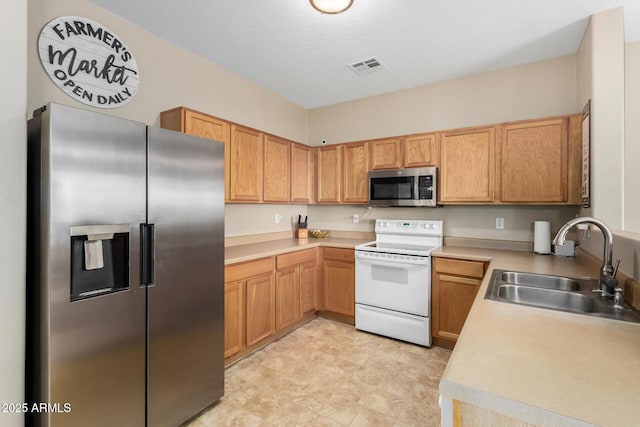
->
[90,0,640,109]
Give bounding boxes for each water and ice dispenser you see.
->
[70,224,130,301]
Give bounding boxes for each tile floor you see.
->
[188,317,452,427]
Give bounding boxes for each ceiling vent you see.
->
[348,56,386,75]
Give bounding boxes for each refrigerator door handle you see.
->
[140,223,155,286]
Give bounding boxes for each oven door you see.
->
[355,251,431,317]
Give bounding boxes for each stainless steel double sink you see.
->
[485,270,640,324]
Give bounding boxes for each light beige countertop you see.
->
[224,236,371,265]
[435,246,640,427]
[224,239,640,425]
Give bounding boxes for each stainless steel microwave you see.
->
[368,167,438,207]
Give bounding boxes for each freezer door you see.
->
[147,127,225,426]
[27,103,147,426]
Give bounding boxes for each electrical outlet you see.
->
[353,214,359,224]
[496,218,504,229]
[274,214,282,224]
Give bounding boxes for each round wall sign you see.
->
[38,16,140,109]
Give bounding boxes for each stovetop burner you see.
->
[355,219,443,257]
[355,241,438,257]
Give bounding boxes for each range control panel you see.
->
[374,219,443,236]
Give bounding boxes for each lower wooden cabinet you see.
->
[224,280,245,358]
[299,261,317,316]
[224,257,275,359]
[246,273,276,346]
[432,257,487,349]
[224,247,354,363]
[275,249,318,331]
[322,248,355,317]
[275,267,300,331]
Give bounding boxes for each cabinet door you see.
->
[369,138,401,170]
[184,111,232,203]
[264,135,291,203]
[224,280,245,358]
[184,110,230,143]
[291,143,314,204]
[275,267,300,331]
[432,273,481,343]
[323,260,355,316]
[501,118,568,203]
[161,108,231,202]
[342,142,368,203]
[299,261,317,316]
[440,127,496,203]
[403,133,437,168]
[230,125,263,202]
[245,273,275,346]
[316,146,341,203]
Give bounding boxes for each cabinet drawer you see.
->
[276,248,317,270]
[434,257,485,279]
[225,257,275,282]
[323,247,354,262]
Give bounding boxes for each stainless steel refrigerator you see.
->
[26,102,225,427]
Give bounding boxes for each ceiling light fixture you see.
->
[309,0,354,14]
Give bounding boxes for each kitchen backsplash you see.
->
[225,203,579,243]
[225,204,308,237]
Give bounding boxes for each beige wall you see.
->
[625,42,640,233]
[27,0,308,142]
[575,11,593,220]
[589,8,625,229]
[1,1,27,425]
[575,8,639,279]
[307,205,578,243]
[225,204,308,237]
[303,55,581,245]
[28,0,311,245]
[308,55,577,145]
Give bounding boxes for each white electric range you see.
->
[354,218,443,346]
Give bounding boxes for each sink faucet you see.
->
[552,217,617,295]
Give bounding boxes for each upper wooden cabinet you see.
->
[160,107,231,201]
[403,133,437,168]
[440,127,497,203]
[369,134,437,170]
[369,138,402,170]
[229,125,264,202]
[161,107,229,141]
[162,106,581,206]
[291,143,314,204]
[342,142,368,203]
[263,135,291,203]
[316,145,342,203]
[500,118,568,203]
